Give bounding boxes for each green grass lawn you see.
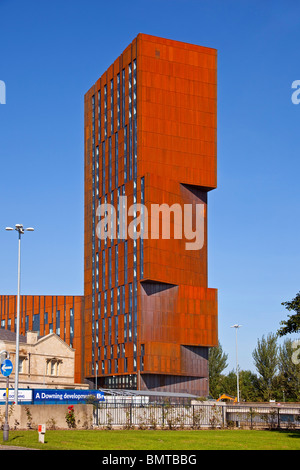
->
[1,429,300,450]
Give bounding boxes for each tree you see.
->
[220,370,237,397]
[276,338,300,402]
[278,292,300,336]
[239,370,260,402]
[252,333,278,401]
[208,341,228,398]
[219,370,259,402]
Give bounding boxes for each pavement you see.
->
[0,444,39,450]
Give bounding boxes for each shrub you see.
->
[46,418,57,430]
[24,406,33,429]
[65,405,76,429]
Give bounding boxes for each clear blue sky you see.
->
[0,0,300,374]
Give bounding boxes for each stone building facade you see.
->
[0,330,88,390]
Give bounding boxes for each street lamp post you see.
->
[5,224,34,404]
[230,324,242,402]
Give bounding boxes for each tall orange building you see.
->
[0,34,217,396]
[83,34,217,395]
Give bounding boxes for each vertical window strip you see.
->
[129,315,132,341]
[122,185,126,240]
[96,251,99,291]
[133,119,137,179]
[117,286,120,315]
[128,63,132,122]
[117,73,120,130]
[129,121,132,181]
[56,310,60,335]
[96,146,99,197]
[129,283,132,313]
[104,195,107,248]
[115,316,118,344]
[108,317,112,345]
[122,68,125,127]
[117,187,120,242]
[102,141,106,195]
[104,291,107,318]
[96,319,99,343]
[133,59,137,118]
[111,191,115,242]
[98,197,101,251]
[115,131,118,188]
[140,176,145,279]
[33,311,40,335]
[133,178,138,342]
[133,278,137,341]
[124,126,127,183]
[92,94,95,146]
[110,288,114,316]
[110,78,114,135]
[98,89,101,143]
[70,307,74,346]
[129,283,132,342]
[108,136,112,193]
[124,313,127,342]
[108,247,112,289]
[104,84,107,139]
[92,95,96,349]
[122,285,125,315]
[128,63,132,181]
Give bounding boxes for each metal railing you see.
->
[92,402,300,430]
[226,405,300,429]
[94,402,224,429]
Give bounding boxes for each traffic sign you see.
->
[0,359,13,377]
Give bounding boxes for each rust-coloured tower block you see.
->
[0,34,217,395]
[84,34,218,395]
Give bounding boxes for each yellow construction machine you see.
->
[216,394,237,403]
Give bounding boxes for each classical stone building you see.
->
[0,330,88,390]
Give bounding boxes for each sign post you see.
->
[0,357,13,442]
[38,424,46,443]
[3,376,9,441]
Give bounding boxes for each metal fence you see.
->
[226,405,300,429]
[93,402,300,430]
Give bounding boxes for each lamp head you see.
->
[6,224,34,234]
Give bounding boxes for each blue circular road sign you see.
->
[0,359,13,377]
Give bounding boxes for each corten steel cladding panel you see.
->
[137,36,217,392]
[138,35,217,190]
[84,34,218,392]
[0,295,84,384]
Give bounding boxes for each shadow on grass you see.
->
[8,435,25,442]
[270,429,300,439]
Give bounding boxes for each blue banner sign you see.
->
[0,389,32,404]
[33,389,105,404]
